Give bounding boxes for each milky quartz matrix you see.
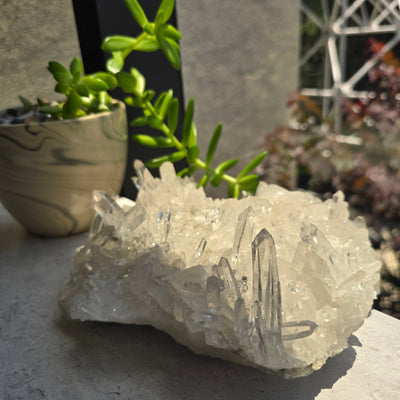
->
[59,161,381,378]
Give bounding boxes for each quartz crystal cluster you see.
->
[59,161,381,378]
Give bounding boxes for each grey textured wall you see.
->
[0,0,81,109]
[176,0,300,196]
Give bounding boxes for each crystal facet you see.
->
[59,162,381,378]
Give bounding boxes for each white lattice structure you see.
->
[300,0,400,130]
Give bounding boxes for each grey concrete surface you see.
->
[0,0,81,109]
[176,0,300,197]
[1,204,400,400]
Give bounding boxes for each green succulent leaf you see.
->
[116,71,138,94]
[143,22,155,35]
[145,150,185,168]
[39,104,63,115]
[197,173,210,188]
[74,82,90,97]
[133,134,174,148]
[156,0,175,24]
[18,96,32,113]
[123,0,148,27]
[63,88,82,118]
[227,182,236,198]
[130,116,148,127]
[188,122,197,147]
[176,167,189,177]
[130,68,146,95]
[210,173,223,187]
[156,90,173,120]
[237,174,260,194]
[215,158,238,174]
[89,72,118,90]
[81,77,109,92]
[158,37,180,70]
[70,57,83,79]
[162,24,182,40]
[134,37,159,52]
[102,36,137,52]
[106,52,124,74]
[167,98,179,134]
[48,61,73,84]
[182,99,194,146]
[206,123,222,166]
[55,82,70,95]
[148,115,164,130]
[177,165,198,177]
[124,96,143,108]
[237,151,268,179]
[187,145,200,164]
[142,89,155,102]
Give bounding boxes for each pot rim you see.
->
[0,99,125,127]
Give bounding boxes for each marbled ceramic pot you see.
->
[0,102,127,236]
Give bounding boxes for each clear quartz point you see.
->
[251,229,285,366]
[60,163,381,379]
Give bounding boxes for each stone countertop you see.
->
[1,204,399,400]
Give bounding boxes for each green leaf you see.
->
[89,72,117,90]
[81,77,109,92]
[72,72,81,85]
[123,0,148,27]
[237,174,260,195]
[233,183,240,199]
[155,10,165,27]
[228,182,235,198]
[48,61,73,84]
[145,151,185,168]
[116,71,137,93]
[143,22,155,35]
[133,134,174,147]
[130,68,146,95]
[18,96,32,112]
[182,99,194,146]
[130,117,148,127]
[237,151,268,179]
[63,88,82,119]
[156,0,175,23]
[188,122,197,147]
[106,53,124,74]
[210,173,223,187]
[148,115,164,130]
[167,98,179,134]
[177,165,198,177]
[206,123,222,166]
[74,83,90,97]
[197,173,209,188]
[158,37,180,70]
[177,168,189,177]
[162,24,182,40]
[142,90,155,102]
[156,90,173,120]
[215,158,238,174]
[55,82,70,94]
[124,96,143,108]
[134,37,159,52]
[102,36,136,52]
[187,145,199,164]
[70,57,83,78]
[39,104,63,115]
